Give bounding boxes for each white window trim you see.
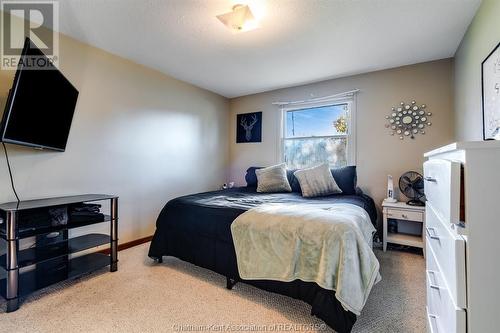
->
[276,96,357,167]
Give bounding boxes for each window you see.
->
[283,102,354,169]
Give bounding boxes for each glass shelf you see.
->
[0,194,117,312]
[0,233,109,269]
[0,215,112,240]
[0,252,110,298]
[0,194,117,212]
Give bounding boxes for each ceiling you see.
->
[48,0,480,98]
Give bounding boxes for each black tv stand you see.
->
[0,194,118,312]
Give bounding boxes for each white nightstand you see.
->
[382,200,425,256]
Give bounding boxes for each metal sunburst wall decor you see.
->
[385,101,432,140]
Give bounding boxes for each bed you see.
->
[148,167,377,333]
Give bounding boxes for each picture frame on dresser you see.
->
[481,41,500,140]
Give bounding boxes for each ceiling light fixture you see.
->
[216,4,258,33]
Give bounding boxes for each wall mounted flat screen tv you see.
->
[0,38,79,151]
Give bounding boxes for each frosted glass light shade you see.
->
[217,5,258,33]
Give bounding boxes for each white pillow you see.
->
[256,163,292,193]
[293,163,342,198]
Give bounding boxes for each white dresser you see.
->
[424,141,500,333]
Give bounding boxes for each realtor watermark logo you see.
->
[1,0,59,70]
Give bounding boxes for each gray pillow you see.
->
[293,163,342,197]
[256,163,292,193]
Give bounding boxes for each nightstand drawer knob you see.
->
[402,214,408,218]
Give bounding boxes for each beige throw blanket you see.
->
[231,203,380,315]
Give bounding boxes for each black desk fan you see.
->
[399,171,425,206]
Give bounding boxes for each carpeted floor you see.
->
[0,243,425,332]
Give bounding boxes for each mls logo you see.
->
[1,0,59,70]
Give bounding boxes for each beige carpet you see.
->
[0,243,425,332]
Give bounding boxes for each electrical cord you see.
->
[2,142,20,203]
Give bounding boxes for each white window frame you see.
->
[277,96,357,167]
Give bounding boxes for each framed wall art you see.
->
[482,42,500,140]
[236,112,262,143]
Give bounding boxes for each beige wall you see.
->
[0,17,229,243]
[229,59,454,223]
[454,0,500,141]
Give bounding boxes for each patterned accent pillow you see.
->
[293,163,343,198]
[256,163,292,193]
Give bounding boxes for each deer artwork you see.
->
[240,114,258,141]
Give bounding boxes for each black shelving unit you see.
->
[0,194,118,312]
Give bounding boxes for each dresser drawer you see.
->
[423,159,461,224]
[426,286,466,333]
[426,244,466,333]
[386,209,423,222]
[426,307,438,333]
[426,203,466,308]
[426,286,467,333]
